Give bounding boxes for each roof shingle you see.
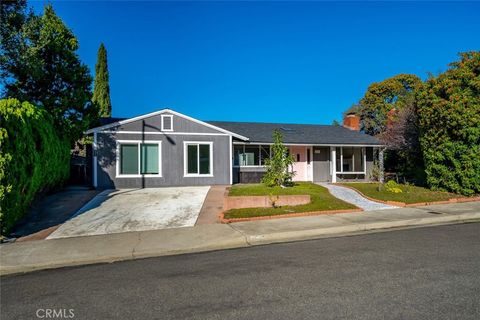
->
[208,121,382,145]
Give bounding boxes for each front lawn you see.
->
[224,182,357,219]
[340,183,457,204]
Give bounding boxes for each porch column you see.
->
[379,148,385,183]
[331,147,336,183]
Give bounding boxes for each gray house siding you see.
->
[94,112,231,189]
[112,112,222,134]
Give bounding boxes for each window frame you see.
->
[334,146,366,174]
[183,141,214,177]
[116,140,162,178]
[232,144,271,167]
[161,114,173,132]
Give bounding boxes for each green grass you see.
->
[224,182,357,219]
[340,183,458,204]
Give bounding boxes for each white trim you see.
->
[161,114,173,132]
[331,147,337,183]
[335,172,367,175]
[229,135,233,185]
[93,132,98,188]
[232,142,384,147]
[183,141,214,177]
[85,108,249,141]
[363,147,367,174]
[340,147,343,173]
[100,130,230,136]
[115,140,163,178]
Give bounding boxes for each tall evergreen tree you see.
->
[92,43,112,117]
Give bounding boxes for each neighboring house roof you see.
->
[207,121,382,146]
[99,117,126,126]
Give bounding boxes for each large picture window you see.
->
[234,144,271,166]
[335,146,365,173]
[184,142,213,176]
[117,141,162,177]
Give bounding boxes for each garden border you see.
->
[338,184,480,207]
[220,208,363,223]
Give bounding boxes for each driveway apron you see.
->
[48,186,210,239]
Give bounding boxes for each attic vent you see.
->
[161,114,173,131]
[280,127,295,132]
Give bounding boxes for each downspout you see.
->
[93,131,98,188]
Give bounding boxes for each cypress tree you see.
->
[92,43,112,117]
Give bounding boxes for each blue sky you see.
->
[31,1,479,124]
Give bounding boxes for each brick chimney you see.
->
[343,113,360,131]
[386,108,397,129]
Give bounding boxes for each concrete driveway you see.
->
[48,186,210,239]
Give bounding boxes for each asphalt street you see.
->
[1,223,479,320]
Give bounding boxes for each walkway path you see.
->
[318,183,398,211]
[195,185,227,225]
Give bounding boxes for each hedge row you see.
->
[417,52,480,196]
[0,98,70,236]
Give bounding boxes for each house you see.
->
[85,109,384,189]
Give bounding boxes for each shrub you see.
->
[385,180,403,194]
[0,98,70,236]
[262,130,296,187]
[417,52,480,196]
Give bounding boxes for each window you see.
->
[334,147,366,174]
[233,145,243,166]
[117,141,162,177]
[244,146,259,166]
[233,145,271,166]
[184,142,213,176]
[161,114,173,131]
[120,144,138,175]
[260,145,270,165]
[141,144,159,174]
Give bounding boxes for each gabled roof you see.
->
[86,109,382,146]
[207,121,382,146]
[85,109,250,141]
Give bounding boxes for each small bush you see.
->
[385,180,403,193]
[0,98,70,236]
[262,130,296,187]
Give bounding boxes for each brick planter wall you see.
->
[224,195,311,211]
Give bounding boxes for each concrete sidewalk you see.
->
[1,201,479,275]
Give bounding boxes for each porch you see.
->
[232,144,383,184]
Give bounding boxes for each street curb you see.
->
[243,213,480,246]
[0,240,249,276]
[1,212,479,276]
